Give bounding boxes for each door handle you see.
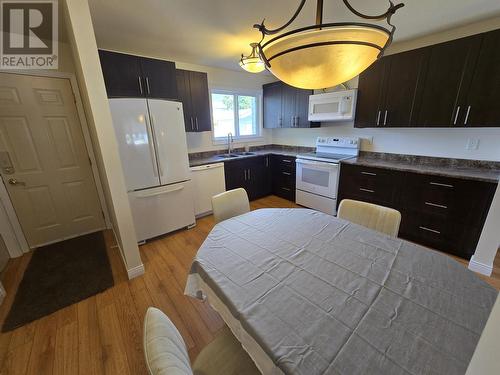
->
[138,77,143,95]
[195,117,199,131]
[8,178,25,186]
[248,169,251,180]
[244,170,247,180]
[190,117,194,131]
[145,77,151,95]
[464,105,471,125]
[453,106,461,125]
[383,110,388,126]
[376,110,381,126]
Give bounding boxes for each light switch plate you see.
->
[466,138,480,150]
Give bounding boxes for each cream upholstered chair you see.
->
[337,199,401,237]
[144,307,259,375]
[211,188,250,224]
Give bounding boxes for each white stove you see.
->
[296,137,360,215]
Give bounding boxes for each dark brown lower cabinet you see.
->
[223,155,295,202]
[271,155,296,201]
[224,156,272,201]
[338,163,496,259]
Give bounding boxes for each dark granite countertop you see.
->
[189,145,313,167]
[341,152,500,183]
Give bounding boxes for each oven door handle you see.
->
[296,159,339,168]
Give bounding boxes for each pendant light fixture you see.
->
[239,43,266,73]
[250,0,404,89]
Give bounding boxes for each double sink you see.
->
[216,152,256,159]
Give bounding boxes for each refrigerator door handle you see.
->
[134,184,184,198]
[145,115,159,177]
[149,115,164,176]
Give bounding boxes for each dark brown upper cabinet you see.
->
[175,69,211,132]
[355,59,389,127]
[263,81,318,129]
[355,48,428,128]
[413,35,481,127]
[461,29,500,127]
[263,82,283,128]
[355,29,500,128]
[99,50,178,100]
[139,57,178,100]
[99,50,143,98]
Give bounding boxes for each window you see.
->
[211,90,260,140]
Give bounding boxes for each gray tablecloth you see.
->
[186,208,498,374]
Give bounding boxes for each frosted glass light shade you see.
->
[239,57,266,73]
[262,25,390,89]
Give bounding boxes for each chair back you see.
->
[211,188,250,224]
[143,307,193,375]
[338,199,401,237]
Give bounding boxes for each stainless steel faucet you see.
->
[227,132,233,154]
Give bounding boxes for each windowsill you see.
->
[212,136,265,146]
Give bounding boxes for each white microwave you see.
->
[308,89,357,122]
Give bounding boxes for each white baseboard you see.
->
[468,256,493,276]
[127,264,145,279]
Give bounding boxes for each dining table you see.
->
[185,208,498,375]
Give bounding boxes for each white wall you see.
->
[64,0,143,279]
[271,16,500,162]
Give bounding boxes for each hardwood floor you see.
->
[0,194,497,374]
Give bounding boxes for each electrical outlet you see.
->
[363,136,373,145]
[466,138,480,150]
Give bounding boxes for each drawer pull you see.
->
[281,187,291,191]
[419,226,441,235]
[361,171,377,176]
[359,188,375,193]
[430,182,453,188]
[425,202,447,209]
[282,171,291,176]
[282,159,292,163]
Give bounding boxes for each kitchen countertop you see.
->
[341,152,500,183]
[189,145,313,167]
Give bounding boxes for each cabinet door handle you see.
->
[282,159,292,163]
[425,202,448,209]
[281,187,291,191]
[464,105,471,125]
[282,171,291,176]
[430,182,453,188]
[419,226,441,235]
[376,110,381,126]
[266,157,269,167]
[383,110,388,126]
[145,77,151,95]
[244,170,247,180]
[190,117,194,130]
[138,77,143,95]
[453,106,461,125]
[361,171,376,176]
[195,117,199,131]
[295,116,299,127]
[247,169,251,180]
[359,188,375,193]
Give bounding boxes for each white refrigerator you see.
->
[109,98,195,242]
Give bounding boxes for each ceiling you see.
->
[88,0,500,71]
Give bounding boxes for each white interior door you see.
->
[109,98,160,191]
[147,100,190,185]
[0,73,106,248]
